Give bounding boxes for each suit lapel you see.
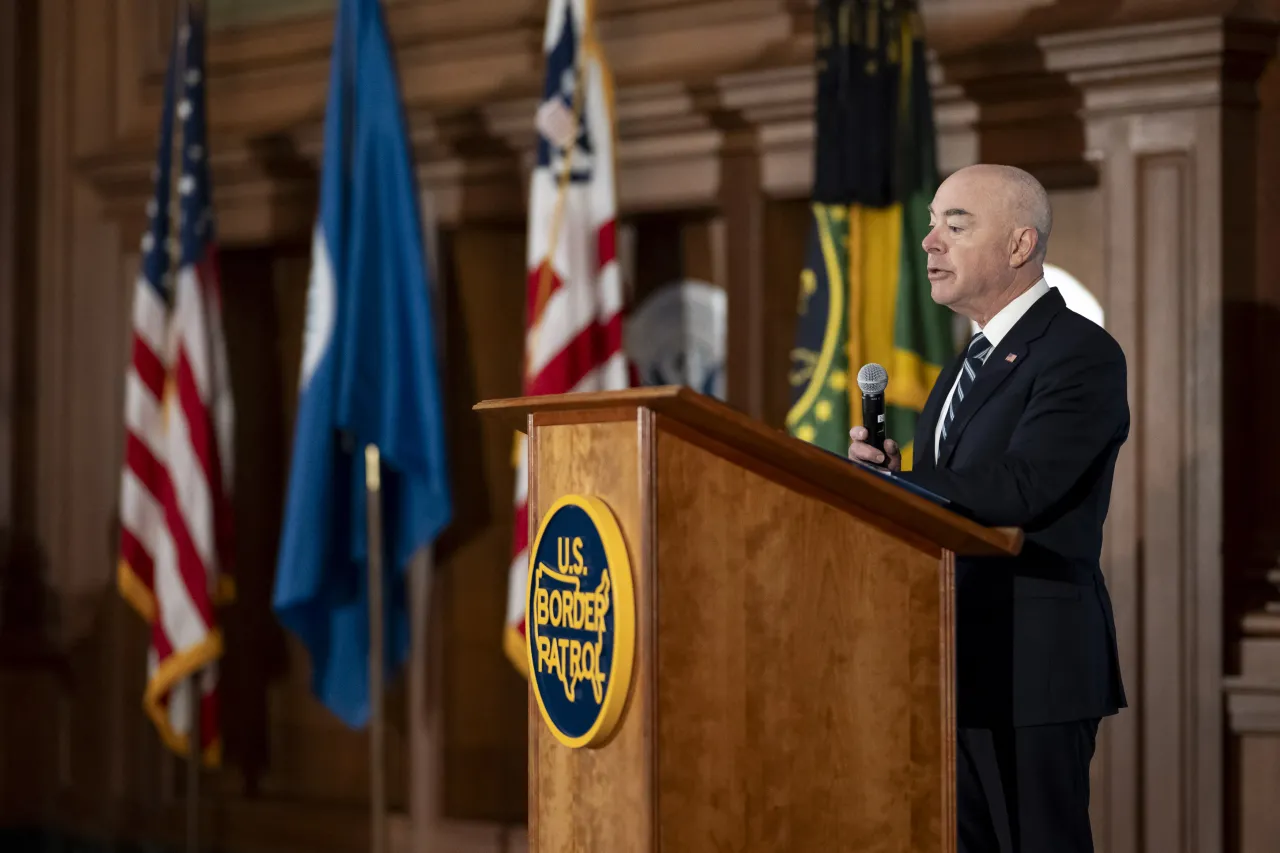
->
[936,288,1066,469]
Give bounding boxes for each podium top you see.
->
[475,386,1022,557]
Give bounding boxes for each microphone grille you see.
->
[857,362,888,395]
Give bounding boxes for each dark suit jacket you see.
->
[900,287,1129,728]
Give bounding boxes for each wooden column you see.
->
[0,0,39,532]
[719,141,767,420]
[0,0,17,527]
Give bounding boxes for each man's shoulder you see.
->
[1040,304,1127,369]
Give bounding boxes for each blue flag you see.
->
[272,0,452,729]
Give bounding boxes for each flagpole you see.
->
[187,679,200,853]
[364,443,388,853]
[165,2,200,848]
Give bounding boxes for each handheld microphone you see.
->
[857,362,888,457]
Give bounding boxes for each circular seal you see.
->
[624,278,727,400]
[526,494,636,749]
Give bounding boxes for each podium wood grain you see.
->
[528,414,654,853]
[476,388,1014,853]
[651,417,954,852]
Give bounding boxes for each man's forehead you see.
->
[930,181,989,218]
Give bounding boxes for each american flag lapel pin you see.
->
[1005,353,1018,363]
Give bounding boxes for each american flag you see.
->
[504,0,630,674]
[116,7,234,765]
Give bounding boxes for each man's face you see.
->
[921,171,1011,315]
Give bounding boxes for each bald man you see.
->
[849,164,1128,853]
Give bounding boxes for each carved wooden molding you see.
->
[1226,676,1280,735]
[1226,611,1280,735]
[78,1,1280,243]
[1241,567,1280,635]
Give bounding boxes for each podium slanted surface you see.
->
[475,386,1021,853]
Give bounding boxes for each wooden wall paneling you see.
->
[1226,607,1280,853]
[0,0,17,528]
[0,0,19,813]
[0,10,63,832]
[629,214,686,313]
[206,0,337,30]
[1042,188,1105,307]
[627,211,719,301]
[1094,107,1214,853]
[214,245,292,800]
[34,0,73,654]
[70,5,133,830]
[2,0,40,539]
[34,0,140,835]
[1224,40,1280,853]
[679,215,717,286]
[1223,45,1280,643]
[760,198,810,431]
[430,224,529,830]
[720,144,766,419]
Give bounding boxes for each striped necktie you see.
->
[941,331,992,443]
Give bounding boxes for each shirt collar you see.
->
[978,276,1049,349]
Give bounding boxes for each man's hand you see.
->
[848,426,902,472]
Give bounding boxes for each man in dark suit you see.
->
[848,164,1128,853]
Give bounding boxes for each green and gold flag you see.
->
[786,0,955,471]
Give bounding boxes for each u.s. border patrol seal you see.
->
[526,494,635,749]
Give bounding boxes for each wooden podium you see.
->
[475,386,1022,853]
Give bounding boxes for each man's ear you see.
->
[1009,226,1037,268]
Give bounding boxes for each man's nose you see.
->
[921,229,942,253]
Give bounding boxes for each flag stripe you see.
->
[171,359,219,571]
[597,220,617,272]
[132,275,169,359]
[132,336,167,399]
[142,428,214,630]
[511,499,530,562]
[151,617,174,661]
[525,222,626,378]
[122,442,173,566]
[174,268,212,401]
[124,371,167,463]
[119,523,156,591]
[526,313,624,398]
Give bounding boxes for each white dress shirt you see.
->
[933,277,1050,462]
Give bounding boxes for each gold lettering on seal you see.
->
[533,537,612,705]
